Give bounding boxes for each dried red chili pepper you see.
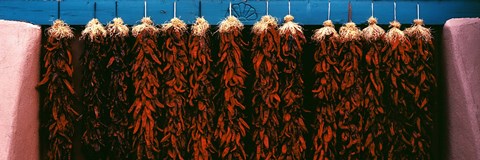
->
[403,19,436,159]
[336,22,364,159]
[105,17,132,159]
[159,17,189,160]
[37,19,79,160]
[311,20,340,160]
[277,15,307,160]
[186,17,216,160]
[130,17,163,159]
[214,16,249,160]
[360,17,387,159]
[80,18,109,158]
[382,21,415,159]
[251,15,282,160]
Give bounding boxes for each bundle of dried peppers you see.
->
[38,19,79,160]
[214,15,250,160]
[360,17,387,158]
[311,19,340,160]
[277,15,307,160]
[105,17,132,159]
[404,19,436,158]
[80,18,109,158]
[159,17,189,160]
[130,17,162,159]
[251,15,281,160]
[336,21,364,158]
[382,21,414,158]
[187,17,216,160]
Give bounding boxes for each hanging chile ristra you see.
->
[80,18,109,158]
[336,21,364,158]
[277,15,307,160]
[159,17,189,160]
[404,19,436,159]
[214,15,250,160]
[187,17,216,160]
[360,17,387,158]
[251,15,282,160]
[130,17,163,159]
[37,19,79,160]
[311,20,340,160]
[105,17,132,159]
[382,21,414,158]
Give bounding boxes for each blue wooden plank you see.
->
[0,0,479,25]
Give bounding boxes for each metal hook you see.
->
[143,0,147,17]
[416,2,420,19]
[266,0,269,15]
[57,0,61,19]
[393,0,397,21]
[199,0,202,17]
[115,0,118,17]
[371,0,374,17]
[174,0,177,18]
[94,2,97,19]
[229,1,232,17]
[288,0,291,15]
[327,0,330,20]
[348,0,352,22]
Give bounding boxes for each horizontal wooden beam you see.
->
[0,0,479,25]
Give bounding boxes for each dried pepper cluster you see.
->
[251,15,281,160]
[105,17,132,159]
[187,17,216,160]
[38,20,78,160]
[403,19,436,158]
[336,22,364,158]
[382,21,415,158]
[130,17,163,159]
[360,17,387,158]
[159,17,189,160]
[277,15,308,160]
[214,16,250,160]
[311,20,340,160]
[80,18,109,158]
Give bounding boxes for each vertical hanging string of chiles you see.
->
[37,19,78,160]
[105,17,132,159]
[382,20,414,158]
[361,17,387,159]
[311,19,340,160]
[277,14,307,159]
[404,18,435,159]
[130,17,162,159]
[159,17,189,160]
[337,21,364,159]
[251,15,281,160]
[215,15,250,160]
[187,17,216,160]
[80,18,109,159]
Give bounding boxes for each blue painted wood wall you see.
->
[1,0,479,25]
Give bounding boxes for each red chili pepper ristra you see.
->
[311,20,340,160]
[130,17,163,159]
[105,17,132,159]
[214,16,249,160]
[404,19,436,159]
[382,21,414,158]
[361,17,387,159]
[187,17,216,160]
[251,15,282,160]
[337,21,364,159]
[277,15,307,160]
[37,19,79,160]
[159,17,189,160]
[80,18,109,159]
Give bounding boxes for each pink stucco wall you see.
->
[444,18,480,160]
[0,20,41,160]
